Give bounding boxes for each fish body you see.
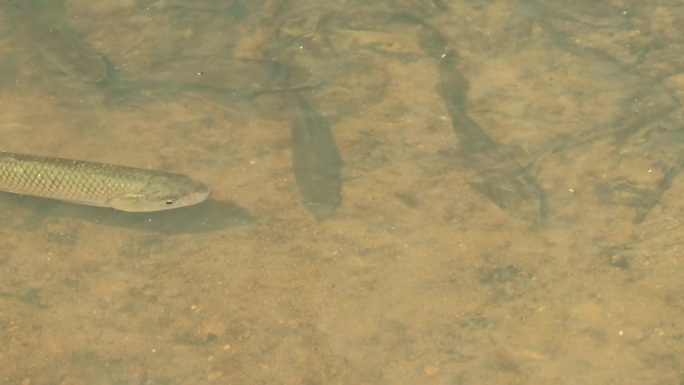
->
[290,93,343,219]
[267,61,343,219]
[0,152,210,211]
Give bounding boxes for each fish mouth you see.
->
[303,199,340,219]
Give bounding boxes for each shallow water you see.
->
[1,0,684,384]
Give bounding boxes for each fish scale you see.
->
[0,152,211,212]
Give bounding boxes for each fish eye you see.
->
[162,198,178,206]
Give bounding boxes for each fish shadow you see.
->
[0,195,256,234]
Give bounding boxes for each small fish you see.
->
[266,61,343,219]
[289,92,343,219]
[0,152,211,212]
[438,51,547,220]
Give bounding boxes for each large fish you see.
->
[0,152,210,212]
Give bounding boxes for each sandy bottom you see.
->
[1,0,684,384]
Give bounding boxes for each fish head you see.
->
[108,174,212,212]
[473,177,547,222]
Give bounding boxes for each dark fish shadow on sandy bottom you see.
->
[0,195,256,234]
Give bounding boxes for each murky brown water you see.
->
[1,0,684,384]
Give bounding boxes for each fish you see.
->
[289,92,343,219]
[352,12,546,219]
[0,152,211,212]
[265,60,343,219]
[437,51,547,220]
